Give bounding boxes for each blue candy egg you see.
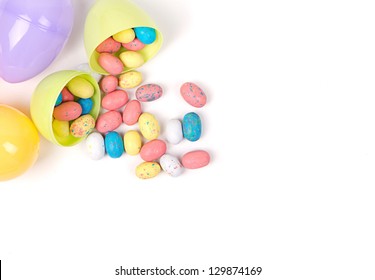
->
[55,93,63,106]
[77,98,93,115]
[105,131,124,158]
[182,112,201,142]
[134,27,156,44]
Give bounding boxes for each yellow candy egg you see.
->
[67,77,94,99]
[70,115,96,138]
[0,105,39,181]
[119,51,144,69]
[124,130,142,155]
[113,28,135,44]
[118,71,142,89]
[52,119,70,138]
[138,112,160,140]
[136,162,161,179]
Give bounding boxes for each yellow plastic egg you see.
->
[0,105,40,181]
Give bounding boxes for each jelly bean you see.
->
[123,130,142,155]
[134,27,156,44]
[136,84,163,102]
[53,101,82,121]
[160,154,183,177]
[105,131,124,158]
[180,82,207,108]
[61,87,74,102]
[70,115,95,138]
[96,110,122,133]
[122,38,145,51]
[96,37,121,53]
[140,139,166,161]
[67,77,94,99]
[113,28,135,44]
[98,53,124,75]
[182,112,201,142]
[165,119,183,144]
[100,75,118,93]
[136,162,161,179]
[86,132,105,160]
[119,51,144,69]
[78,98,93,115]
[118,71,142,89]
[181,150,210,169]
[122,100,142,126]
[138,112,160,140]
[101,90,129,111]
[52,119,70,138]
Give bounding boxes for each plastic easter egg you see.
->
[0,0,74,83]
[0,105,39,181]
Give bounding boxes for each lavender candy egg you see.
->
[86,132,105,160]
[135,84,163,102]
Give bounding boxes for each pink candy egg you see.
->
[180,82,207,108]
[122,38,145,51]
[122,100,142,125]
[101,90,129,110]
[53,101,82,121]
[96,37,121,53]
[98,53,124,75]
[96,110,122,133]
[100,75,119,93]
[181,150,210,169]
[61,87,74,102]
[136,84,163,102]
[140,139,167,161]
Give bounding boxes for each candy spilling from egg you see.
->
[82,71,210,179]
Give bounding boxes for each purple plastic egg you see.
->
[0,0,73,83]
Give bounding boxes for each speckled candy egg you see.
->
[180,82,207,108]
[122,38,145,51]
[138,113,160,140]
[123,100,142,125]
[96,110,122,133]
[136,162,161,179]
[140,139,166,161]
[105,131,124,159]
[98,53,124,75]
[101,90,129,111]
[165,119,183,144]
[136,84,163,102]
[118,71,142,89]
[181,150,210,169]
[160,154,183,177]
[86,132,105,160]
[53,101,82,121]
[182,112,201,142]
[70,114,95,138]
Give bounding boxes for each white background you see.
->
[1,0,375,279]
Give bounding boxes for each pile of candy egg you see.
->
[84,73,210,179]
[52,77,96,139]
[96,26,157,75]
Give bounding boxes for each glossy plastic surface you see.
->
[0,104,40,181]
[0,0,73,83]
[84,0,163,75]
